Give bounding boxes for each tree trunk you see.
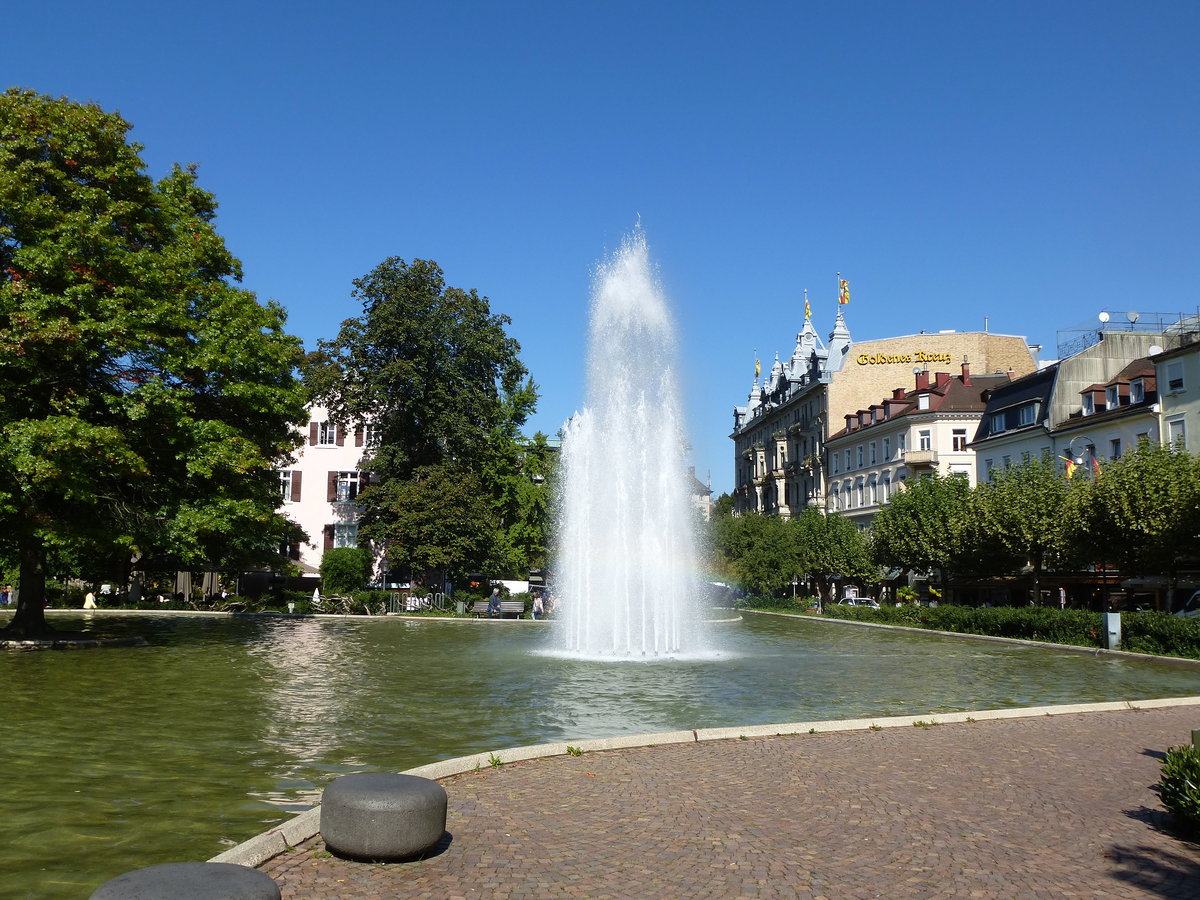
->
[0,535,54,638]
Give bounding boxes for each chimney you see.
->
[892,387,906,400]
[845,413,855,432]
[960,360,972,386]
[915,369,930,390]
[935,371,951,390]
[1007,368,1016,381]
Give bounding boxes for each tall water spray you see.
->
[554,232,706,658]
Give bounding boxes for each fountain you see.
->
[553,231,708,658]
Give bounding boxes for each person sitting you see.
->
[486,587,502,618]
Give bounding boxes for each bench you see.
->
[469,599,526,618]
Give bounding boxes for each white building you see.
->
[278,405,378,573]
[825,364,1010,528]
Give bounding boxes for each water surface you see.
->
[1,612,1195,899]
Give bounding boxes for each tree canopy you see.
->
[0,89,307,635]
[303,257,541,583]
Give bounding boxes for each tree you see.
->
[304,260,538,583]
[792,508,876,600]
[320,547,373,595]
[0,89,306,636]
[1077,441,1200,609]
[710,512,798,596]
[968,457,1085,600]
[869,473,973,585]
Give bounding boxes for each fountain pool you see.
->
[2,611,1198,898]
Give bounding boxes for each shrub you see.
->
[1122,611,1200,660]
[1159,744,1200,836]
[320,547,373,595]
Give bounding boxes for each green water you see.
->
[1,611,1196,899]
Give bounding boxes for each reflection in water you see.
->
[0,613,1196,899]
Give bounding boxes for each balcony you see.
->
[902,449,938,469]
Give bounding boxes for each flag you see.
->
[804,293,812,319]
[1090,449,1102,476]
[755,357,761,377]
[839,278,850,305]
[1060,455,1077,478]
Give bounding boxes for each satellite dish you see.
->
[1127,310,1140,323]
[1149,345,1164,356]
[1098,311,1110,323]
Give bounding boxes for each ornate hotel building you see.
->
[731,307,1037,518]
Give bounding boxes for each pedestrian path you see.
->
[259,704,1200,898]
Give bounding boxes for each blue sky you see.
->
[7,2,1197,494]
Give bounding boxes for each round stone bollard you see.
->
[320,772,447,861]
[90,862,280,899]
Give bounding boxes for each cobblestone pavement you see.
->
[262,707,1200,898]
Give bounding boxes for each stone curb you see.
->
[746,608,1200,666]
[208,695,1200,870]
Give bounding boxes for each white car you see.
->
[1174,590,1200,619]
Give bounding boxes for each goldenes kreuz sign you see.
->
[856,351,953,366]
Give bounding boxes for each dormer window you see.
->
[1081,394,1094,416]
[1130,378,1145,404]
[1105,385,1119,410]
[1018,403,1037,426]
[918,394,930,410]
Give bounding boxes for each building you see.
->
[1152,332,1200,452]
[972,330,1178,476]
[278,405,377,574]
[825,363,1011,528]
[731,303,1037,518]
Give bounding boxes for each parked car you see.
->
[1174,590,1200,619]
[837,597,880,609]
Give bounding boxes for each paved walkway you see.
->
[261,706,1200,898]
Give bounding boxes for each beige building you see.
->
[731,306,1036,517]
[825,365,1011,528]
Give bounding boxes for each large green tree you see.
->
[304,257,539,584]
[792,508,876,600]
[1076,441,1200,609]
[710,511,798,596]
[968,457,1085,599]
[0,89,306,636]
[869,473,973,585]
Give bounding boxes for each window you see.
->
[1166,361,1184,392]
[880,473,890,501]
[1167,416,1187,449]
[919,429,932,451]
[333,523,358,548]
[317,421,338,445]
[363,423,383,446]
[991,412,1006,433]
[898,433,907,453]
[1021,450,1031,464]
[918,394,930,410]
[984,459,994,481]
[280,470,292,500]
[1110,438,1121,459]
[855,478,865,507]
[844,450,851,472]
[331,470,361,502]
[830,486,840,511]
[831,452,839,475]
[1018,403,1037,426]
[868,475,878,504]
[1002,455,1012,469]
[869,442,877,465]
[883,437,891,460]
[1106,385,1119,411]
[856,445,864,468]
[1130,378,1145,404]
[1081,394,1094,416]
[952,429,967,451]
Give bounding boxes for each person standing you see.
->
[531,593,544,620]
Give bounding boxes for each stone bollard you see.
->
[321,772,447,861]
[90,861,280,899]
